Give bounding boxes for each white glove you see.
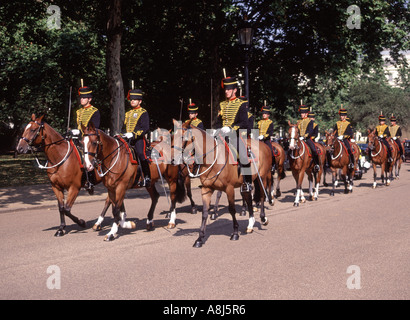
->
[299,137,304,140]
[338,135,344,140]
[379,135,384,138]
[124,132,134,139]
[393,137,397,140]
[221,126,231,134]
[258,135,264,140]
[71,129,80,136]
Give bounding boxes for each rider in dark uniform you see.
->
[389,115,404,161]
[217,76,252,192]
[123,89,151,187]
[184,103,204,130]
[257,105,274,153]
[376,113,393,163]
[333,108,355,169]
[75,86,100,194]
[308,111,319,141]
[297,105,320,172]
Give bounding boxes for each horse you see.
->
[367,129,398,188]
[324,131,360,195]
[287,122,326,206]
[16,114,114,237]
[81,122,186,241]
[392,138,403,179]
[269,140,286,198]
[172,119,272,248]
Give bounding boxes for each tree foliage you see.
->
[1,0,409,152]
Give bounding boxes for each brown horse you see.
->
[324,131,360,195]
[287,122,326,206]
[16,114,113,236]
[269,141,286,199]
[81,122,186,241]
[172,119,272,248]
[367,129,398,188]
[392,139,403,179]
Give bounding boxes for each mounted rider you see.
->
[257,105,274,152]
[389,114,405,161]
[308,111,319,141]
[217,76,253,192]
[184,102,204,130]
[375,113,393,163]
[123,89,151,187]
[75,86,100,194]
[297,105,320,172]
[333,107,355,169]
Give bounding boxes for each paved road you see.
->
[0,163,409,301]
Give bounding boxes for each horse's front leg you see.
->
[193,187,214,248]
[210,190,222,220]
[372,162,377,188]
[93,196,111,231]
[146,185,160,231]
[341,167,349,194]
[242,187,254,234]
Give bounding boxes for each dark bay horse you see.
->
[324,131,360,195]
[173,119,272,248]
[82,122,186,241]
[367,129,398,188]
[392,139,403,179]
[16,114,112,236]
[287,122,326,206]
[269,140,286,199]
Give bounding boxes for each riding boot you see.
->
[85,170,95,195]
[240,164,253,192]
[348,153,355,169]
[313,154,320,173]
[139,160,151,187]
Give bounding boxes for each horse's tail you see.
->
[175,168,187,203]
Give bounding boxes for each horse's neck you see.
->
[100,131,119,159]
[42,124,66,160]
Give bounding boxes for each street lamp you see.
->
[237,17,254,107]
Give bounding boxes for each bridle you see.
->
[325,134,343,160]
[20,120,71,169]
[83,130,121,177]
[288,126,306,160]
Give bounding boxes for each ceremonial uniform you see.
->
[217,76,252,192]
[76,86,99,194]
[184,103,204,130]
[389,115,404,160]
[376,114,393,162]
[76,87,100,131]
[333,108,355,168]
[257,106,274,149]
[124,89,151,187]
[308,111,318,141]
[297,105,320,171]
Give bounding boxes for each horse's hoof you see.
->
[104,234,115,242]
[54,230,64,237]
[130,221,137,229]
[276,190,281,197]
[293,202,299,207]
[330,192,334,196]
[240,210,246,216]
[301,199,306,203]
[344,189,349,194]
[166,223,175,229]
[324,182,329,187]
[146,223,155,231]
[165,213,170,219]
[262,218,269,226]
[193,240,203,248]
[246,228,253,234]
[210,213,216,220]
[191,207,197,214]
[269,200,275,206]
[253,207,259,212]
[92,224,102,231]
[78,219,86,228]
[230,234,240,241]
[314,197,318,201]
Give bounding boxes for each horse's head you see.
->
[367,128,377,151]
[287,120,300,150]
[171,118,196,165]
[81,122,100,172]
[16,114,45,154]
[324,130,336,152]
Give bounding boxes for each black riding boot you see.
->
[139,160,151,187]
[348,153,355,169]
[313,154,320,172]
[85,170,96,195]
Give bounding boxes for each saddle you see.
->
[70,139,84,169]
[341,140,357,154]
[223,139,258,165]
[304,141,323,157]
[117,136,165,165]
[271,143,281,157]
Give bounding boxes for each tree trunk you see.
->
[107,0,124,134]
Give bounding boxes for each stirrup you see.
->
[240,182,253,193]
[313,164,320,172]
[85,182,94,195]
[138,177,151,187]
[388,157,393,163]
[348,163,354,169]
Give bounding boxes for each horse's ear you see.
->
[367,128,370,134]
[39,114,45,122]
[372,128,376,134]
[31,114,36,121]
[287,120,291,126]
[325,130,329,135]
[172,119,178,126]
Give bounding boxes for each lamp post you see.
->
[237,17,254,106]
